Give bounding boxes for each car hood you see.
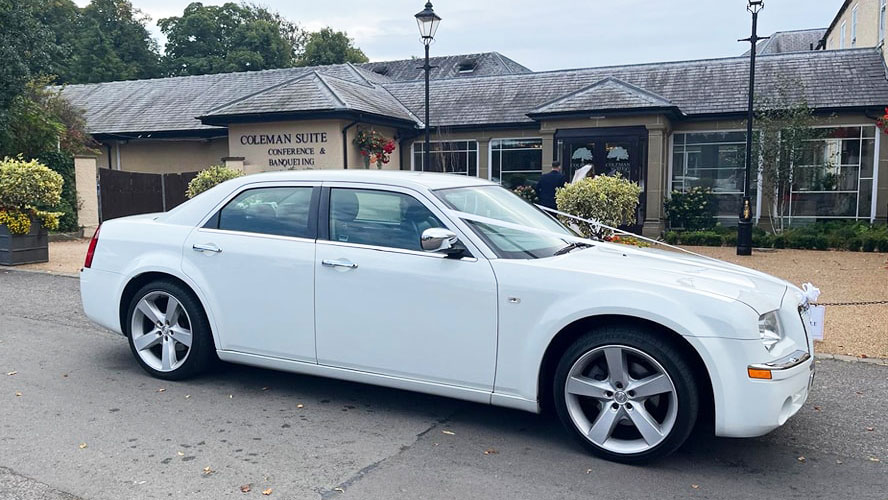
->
[550,242,789,313]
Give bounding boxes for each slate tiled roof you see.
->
[529,77,674,115]
[62,48,888,135]
[202,71,418,124]
[383,48,888,127]
[357,52,531,81]
[743,28,827,55]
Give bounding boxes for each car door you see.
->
[314,184,498,392]
[182,183,319,362]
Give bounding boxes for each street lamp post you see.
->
[737,0,767,256]
[415,1,441,172]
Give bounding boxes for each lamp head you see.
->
[415,1,441,45]
[747,0,764,14]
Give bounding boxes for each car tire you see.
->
[553,324,698,463]
[124,280,214,380]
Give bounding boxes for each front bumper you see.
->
[689,336,814,438]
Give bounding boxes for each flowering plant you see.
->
[512,185,539,204]
[603,234,650,247]
[0,156,63,235]
[877,107,888,134]
[353,128,396,168]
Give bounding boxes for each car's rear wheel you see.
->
[124,280,213,380]
[553,325,698,463]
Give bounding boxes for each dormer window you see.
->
[457,60,477,74]
[372,66,389,76]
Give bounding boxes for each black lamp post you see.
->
[415,1,441,172]
[737,0,767,256]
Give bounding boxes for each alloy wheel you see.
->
[130,291,193,372]
[564,344,678,455]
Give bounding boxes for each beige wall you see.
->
[74,156,99,233]
[97,137,228,174]
[825,0,887,64]
[228,120,404,174]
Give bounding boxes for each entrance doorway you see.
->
[555,127,648,230]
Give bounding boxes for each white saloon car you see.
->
[80,170,815,462]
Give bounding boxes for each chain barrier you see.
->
[817,300,888,306]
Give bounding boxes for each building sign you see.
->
[237,132,329,168]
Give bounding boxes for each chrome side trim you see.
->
[748,349,811,371]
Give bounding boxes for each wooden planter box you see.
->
[0,217,49,265]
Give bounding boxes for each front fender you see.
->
[490,259,759,406]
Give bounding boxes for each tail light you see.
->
[83,225,101,269]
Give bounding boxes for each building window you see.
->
[489,138,543,189]
[671,131,753,219]
[841,21,847,48]
[788,126,876,221]
[851,5,859,47]
[880,0,886,43]
[413,140,478,176]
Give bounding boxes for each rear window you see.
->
[213,187,315,238]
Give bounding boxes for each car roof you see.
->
[238,170,494,191]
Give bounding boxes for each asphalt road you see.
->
[0,269,886,500]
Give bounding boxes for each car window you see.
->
[328,188,444,251]
[217,187,314,238]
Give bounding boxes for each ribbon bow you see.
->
[801,282,821,304]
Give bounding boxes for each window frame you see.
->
[487,137,544,185]
[668,129,762,221]
[410,139,480,177]
[881,0,887,43]
[199,183,320,242]
[841,20,847,48]
[317,183,480,260]
[851,4,858,47]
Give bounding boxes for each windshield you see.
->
[434,185,582,259]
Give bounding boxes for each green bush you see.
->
[664,187,717,231]
[36,151,78,232]
[0,156,64,234]
[862,236,877,252]
[846,236,863,252]
[751,232,771,248]
[186,165,244,199]
[663,231,680,245]
[877,237,888,253]
[679,231,723,246]
[555,174,642,239]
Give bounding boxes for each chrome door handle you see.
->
[192,243,222,253]
[321,259,358,269]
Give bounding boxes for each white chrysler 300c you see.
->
[80,170,815,462]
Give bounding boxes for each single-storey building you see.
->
[62,48,888,235]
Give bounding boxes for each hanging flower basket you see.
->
[353,129,396,168]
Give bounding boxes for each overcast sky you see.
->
[75,0,840,71]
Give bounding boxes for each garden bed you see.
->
[665,222,888,252]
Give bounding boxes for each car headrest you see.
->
[332,190,360,222]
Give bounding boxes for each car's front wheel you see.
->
[553,325,699,463]
[124,280,213,380]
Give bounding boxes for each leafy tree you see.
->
[0,0,61,129]
[0,76,97,159]
[753,80,821,233]
[160,2,303,76]
[298,27,369,66]
[69,0,162,83]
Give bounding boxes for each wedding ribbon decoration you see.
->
[801,282,821,304]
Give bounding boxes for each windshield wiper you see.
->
[553,241,592,256]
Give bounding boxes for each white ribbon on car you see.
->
[447,205,721,262]
[801,282,821,304]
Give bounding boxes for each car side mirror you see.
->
[421,228,464,256]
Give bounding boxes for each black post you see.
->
[423,43,431,172]
[738,6,765,256]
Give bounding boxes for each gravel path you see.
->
[9,239,888,358]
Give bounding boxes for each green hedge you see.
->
[35,151,78,232]
[665,221,888,252]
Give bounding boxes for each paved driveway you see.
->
[0,270,886,499]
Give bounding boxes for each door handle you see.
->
[192,243,222,253]
[321,259,358,269]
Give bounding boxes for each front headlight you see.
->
[758,310,783,351]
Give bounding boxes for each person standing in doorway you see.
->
[535,161,566,210]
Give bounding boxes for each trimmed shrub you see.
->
[555,174,642,239]
[663,187,717,231]
[862,236,877,252]
[663,231,680,245]
[36,151,78,232]
[877,236,888,253]
[186,165,244,199]
[680,231,723,246]
[0,156,64,234]
[846,236,863,252]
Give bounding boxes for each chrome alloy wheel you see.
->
[130,291,193,372]
[564,345,678,455]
